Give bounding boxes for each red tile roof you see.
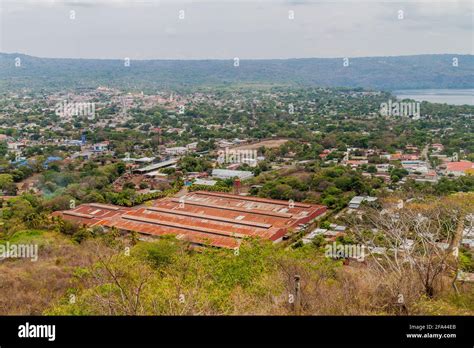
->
[52,191,327,249]
[446,161,474,172]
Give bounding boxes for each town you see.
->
[0,85,473,316]
[1,0,473,344]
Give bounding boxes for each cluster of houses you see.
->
[335,144,473,184]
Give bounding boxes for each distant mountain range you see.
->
[0,53,473,92]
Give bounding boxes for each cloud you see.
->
[1,0,472,58]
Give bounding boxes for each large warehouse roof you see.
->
[52,191,327,249]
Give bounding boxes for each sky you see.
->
[0,0,473,59]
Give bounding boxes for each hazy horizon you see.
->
[2,52,473,61]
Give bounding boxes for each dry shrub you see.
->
[0,235,111,314]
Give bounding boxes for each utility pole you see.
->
[294,274,301,315]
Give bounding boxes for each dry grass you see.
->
[231,139,289,150]
[0,231,107,315]
[1,231,472,316]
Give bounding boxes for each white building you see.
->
[164,147,188,156]
[211,169,254,180]
[193,179,217,186]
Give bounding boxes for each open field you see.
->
[231,139,289,151]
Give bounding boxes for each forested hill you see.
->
[1,53,473,92]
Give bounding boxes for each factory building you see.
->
[52,191,327,249]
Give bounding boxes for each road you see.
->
[421,144,431,168]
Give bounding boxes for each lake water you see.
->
[393,89,474,106]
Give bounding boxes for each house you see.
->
[376,164,391,173]
[388,152,402,161]
[348,196,378,209]
[405,145,419,152]
[217,140,235,148]
[7,141,26,152]
[71,150,94,160]
[345,159,368,168]
[166,128,185,135]
[410,170,438,183]
[92,141,109,152]
[302,227,345,243]
[330,224,347,232]
[302,228,326,244]
[445,161,474,177]
[319,149,333,159]
[401,160,428,171]
[401,154,420,161]
[164,146,188,156]
[64,139,83,147]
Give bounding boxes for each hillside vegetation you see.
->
[0,194,473,316]
[1,54,473,92]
